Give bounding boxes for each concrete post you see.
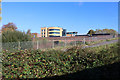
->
[18,41,20,50]
[53,40,54,49]
[75,40,76,46]
[65,39,66,47]
[37,40,39,49]
[83,38,85,44]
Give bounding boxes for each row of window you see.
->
[49,35,60,37]
[42,29,60,31]
[42,32,60,34]
[49,29,60,31]
[41,33,45,34]
[42,35,61,37]
[67,33,76,34]
[42,36,45,37]
[42,29,45,31]
[49,32,60,34]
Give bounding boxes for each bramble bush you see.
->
[2,43,120,79]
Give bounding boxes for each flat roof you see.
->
[67,32,78,33]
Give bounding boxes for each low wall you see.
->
[33,35,114,42]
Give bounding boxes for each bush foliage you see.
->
[2,43,120,78]
[2,30,32,43]
[1,22,32,43]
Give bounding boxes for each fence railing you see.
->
[1,36,115,51]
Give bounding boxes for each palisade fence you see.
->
[1,36,114,52]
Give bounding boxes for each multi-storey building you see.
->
[41,27,48,37]
[41,27,64,37]
[47,27,63,37]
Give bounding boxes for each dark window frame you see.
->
[49,32,60,34]
[49,29,60,31]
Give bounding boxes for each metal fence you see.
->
[1,36,114,51]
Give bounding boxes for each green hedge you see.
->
[2,43,120,78]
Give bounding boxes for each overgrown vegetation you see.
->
[1,23,33,50]
[1,23,32,43]
[2,30,32,43]
[86,37,118,46]
[2,43,120,79]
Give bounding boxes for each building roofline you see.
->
[41,26,64,28]
[41,27,47,28]
[48,27,63,28]
[67,32,78,33]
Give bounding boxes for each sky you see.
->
[2,0,120,2]
[2,2,118,34]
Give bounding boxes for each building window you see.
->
[49,35,60,37]
[49,32,60,34]
[49,29,60,31]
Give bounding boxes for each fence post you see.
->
[18,41,20,50]
[65,39,66,47]
[75,40,76,46]
[32,41,34,49]
[89,37,90,44]
[53,40,54,49]
[37,40,39,49]
[91,37,93,42]
[83,38,85,44]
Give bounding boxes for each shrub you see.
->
[85,42,89,45]
[2,30,33,51]
[2,30,32,43]
[106,39,110,41]
[76,41,83,45]
[2,43,120,78]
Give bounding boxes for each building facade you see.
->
[41,27,63,37]
[48,27,63,37]
[62,29,67,36]
[66,32,78,37]
[41,27,48,37]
